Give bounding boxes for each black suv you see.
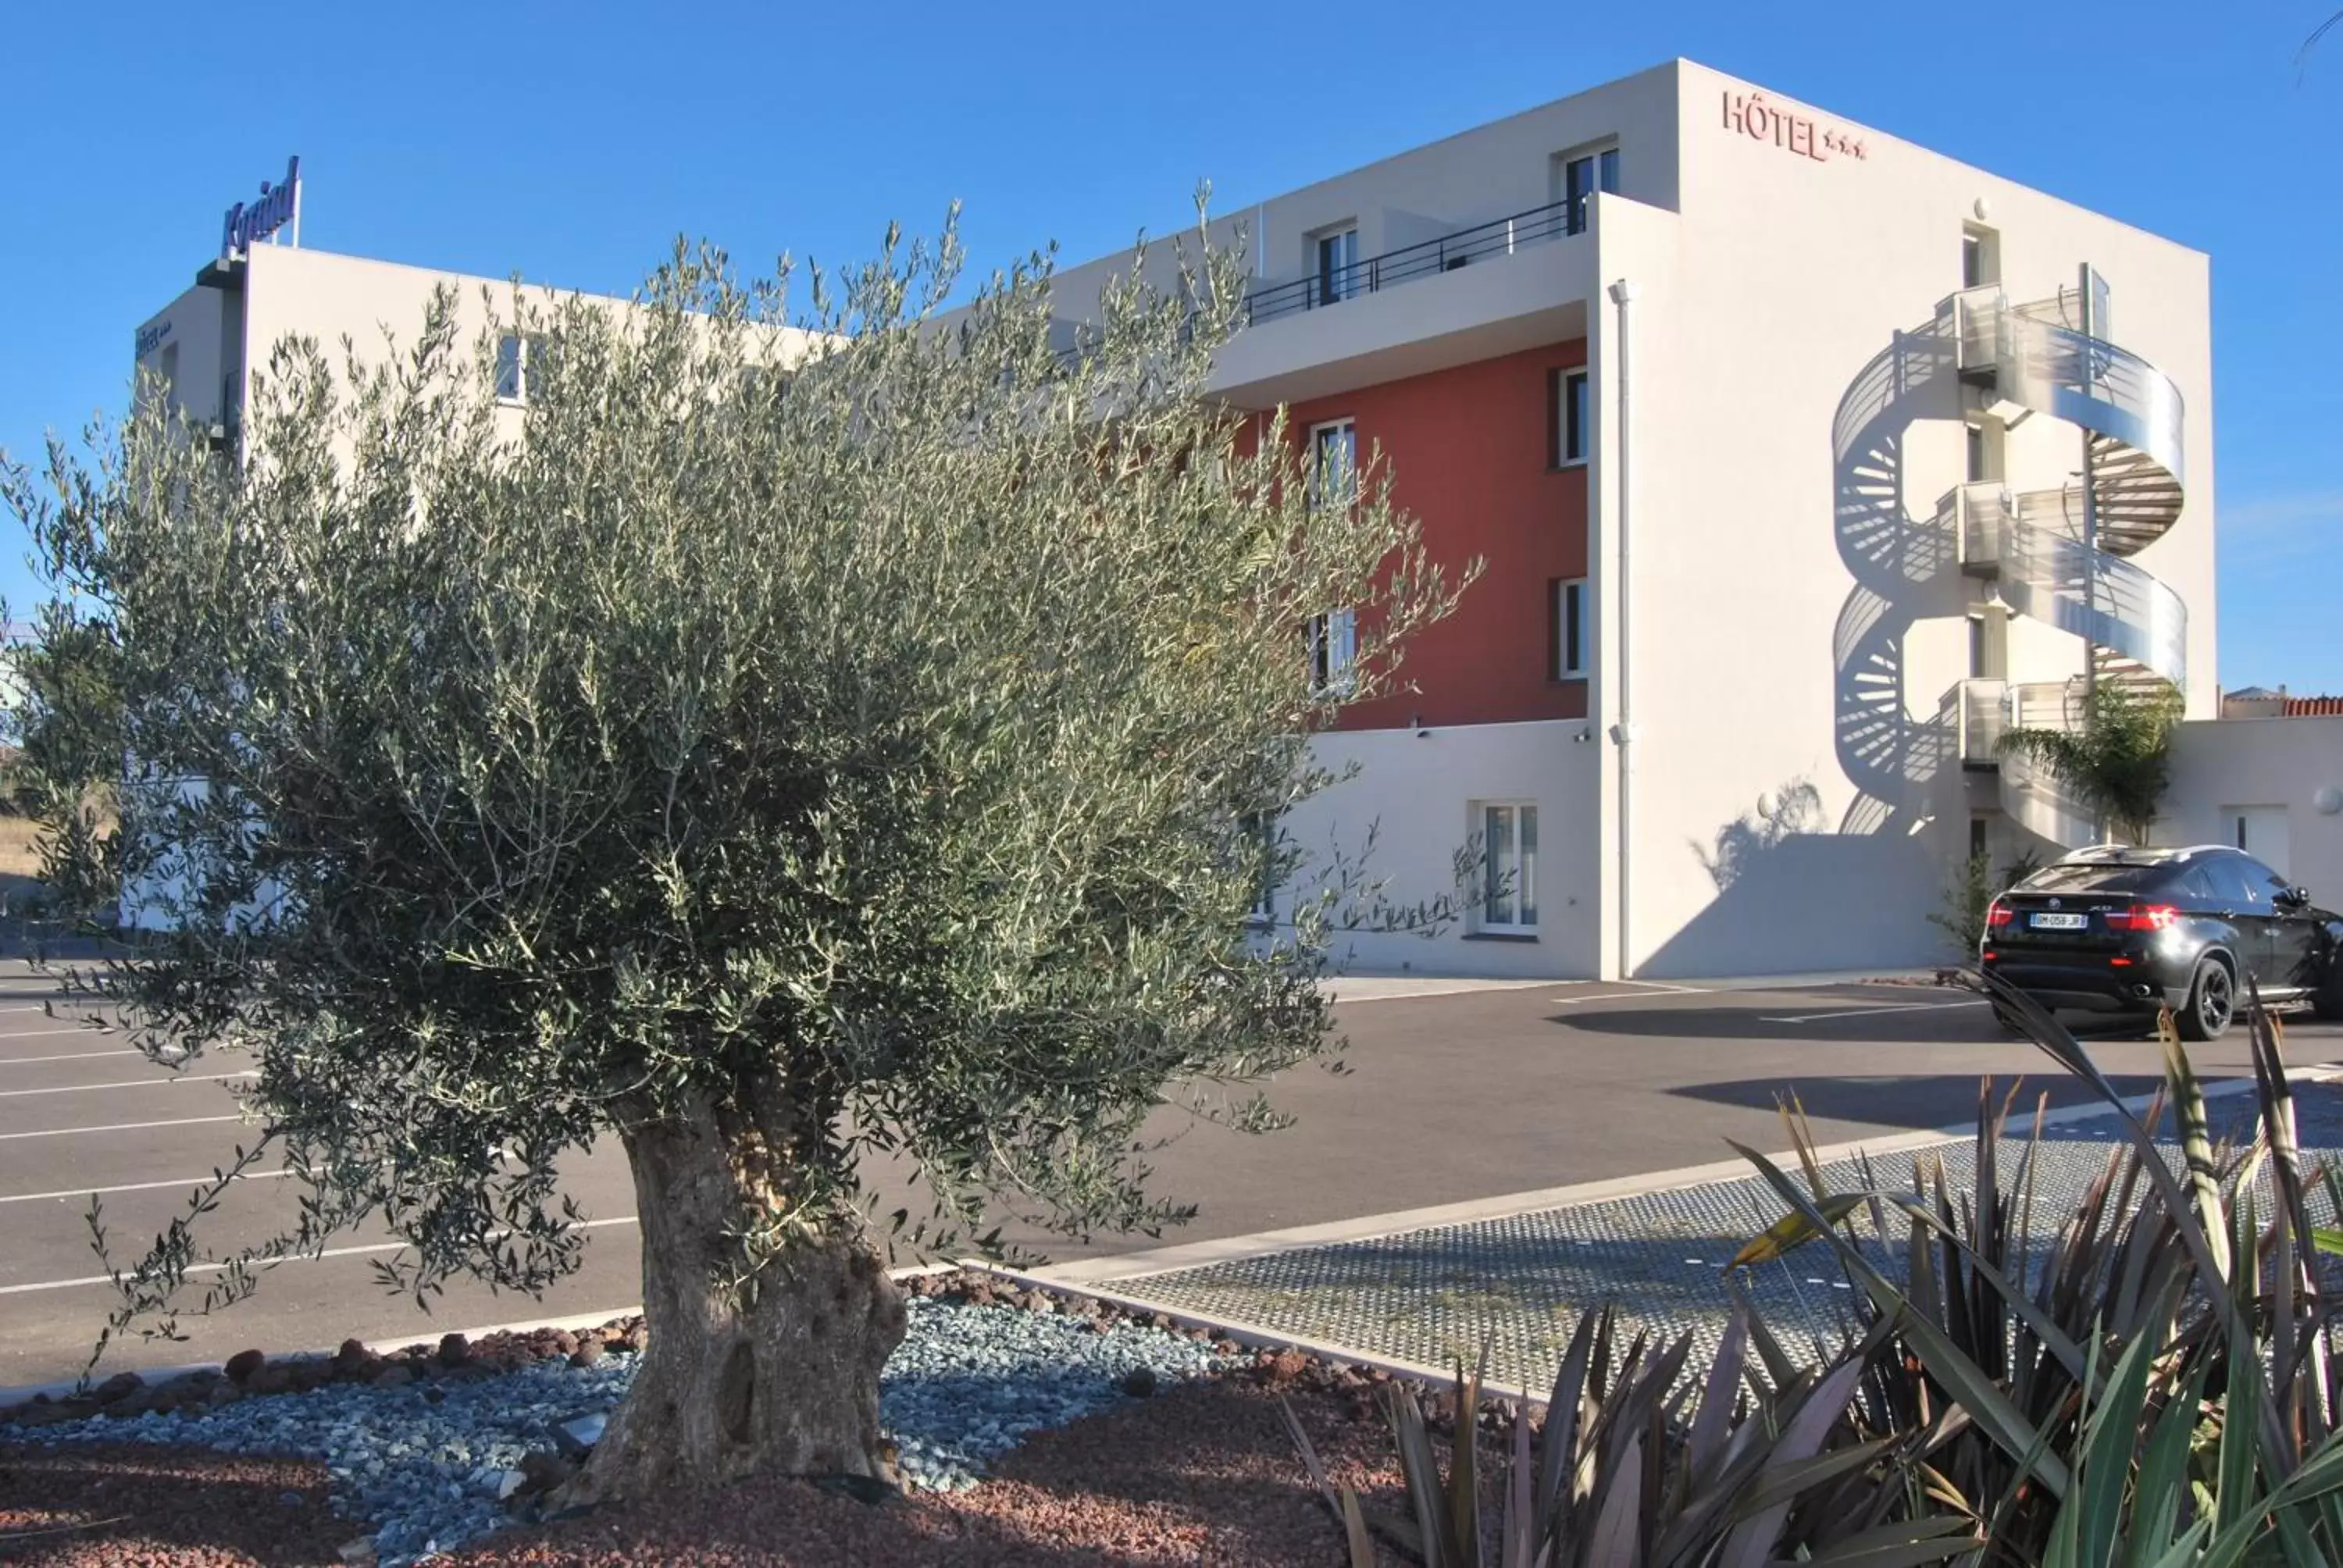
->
[1980,844,2343,1041]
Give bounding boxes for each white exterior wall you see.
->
[1584,62,2215,976]
[2159,718,2343,901]
[1278,720,1601,978]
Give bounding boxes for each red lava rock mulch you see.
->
[0,1366,1424,1566]
[449,1374,1410,1566]
[0,1444,355,1566]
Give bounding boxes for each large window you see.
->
[1309,418,1357,507]
[1554,369,1590,467]
[1562,148,1620,235]
[1317,227,1359,305]
[1477,801,1539,933]
[1553,577,1589,679]
[1307,609,1357,697]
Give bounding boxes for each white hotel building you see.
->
[134,59,2341,978]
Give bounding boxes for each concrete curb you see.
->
[955,1259,1547,1404]
[0,1263,955,1412]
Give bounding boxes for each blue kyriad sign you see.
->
[221,156,301,259]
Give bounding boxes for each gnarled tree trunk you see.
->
[554,1100,906,1508]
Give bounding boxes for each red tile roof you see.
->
[2285,696,2343,716]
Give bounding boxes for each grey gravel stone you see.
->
[16,1288,1229,1567]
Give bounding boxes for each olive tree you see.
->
[2,207,1466,1500]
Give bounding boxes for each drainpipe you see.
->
[1607,279,1639,979]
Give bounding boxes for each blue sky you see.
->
[4,2,2339,691]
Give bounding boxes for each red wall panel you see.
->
[1275,340,1592,731]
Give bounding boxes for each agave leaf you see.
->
[1713,1352,1872,1568]
[1888,1196,2090,1387]
[1724,1270,1799,1392]
[1279,1391,1343,1519]
[1728,1435,1895,1517]
[2124,1358,2211,1568]
[1726,1193,1869,1270]
[1503,1394,1534,1568]
[1450,1350,1485,1568]
[2163,1019,2233,1284]
[1535,1307,1602,1541]
[1388,1382,1452,1568]
[2075,1327,2156,1568]
[1797,1519,1986,1567]
[1583,1426,1644,1568]
[1338,1484,1376,1568]
[1688,1310,1749,1478]
[1730,1140,2073,1500]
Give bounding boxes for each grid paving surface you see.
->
[1116,1085,2343,1392]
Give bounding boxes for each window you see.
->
[1562,148,1620,235]
[495,333,558,404]
[1243,814,1279,925]
[1964,420,2000,484]
[1552,577,1589,679]
[1554,369,1590,467]
[1307,609,1357,696]
[1477,802,1539,932]
[1308,419,1357,507]
[2201,855,2262,909]
[1969,816,1989,860]
[1967,615,1988,679]
[1317,227,1359,305]
[1961,225,1999,289]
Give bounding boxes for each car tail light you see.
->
[2103,903,2180,933]
[1985,898,2013,931]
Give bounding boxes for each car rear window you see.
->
[2018,862,2168,895]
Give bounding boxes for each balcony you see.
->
[1243,198,1590,326]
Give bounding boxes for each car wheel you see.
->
[2176,958,2236,1043]
[2314,968,2343,1024]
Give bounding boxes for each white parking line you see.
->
[0,1050,142,1067]
[0,1071,254,1099]
[0,1114,243,1142]
[0,1215,640,1295]
[0,1025,105,1042]
[1548,983,1717,1004]
[1759,1000,1989,1025]
[0,1170,298,1205]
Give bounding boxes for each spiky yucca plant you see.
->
[1291,975,2343,1566]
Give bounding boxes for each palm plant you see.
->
[1996,680,2183,845]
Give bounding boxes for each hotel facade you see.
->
[133,60,2329,979]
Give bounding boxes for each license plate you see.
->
[2030,912,2088,931]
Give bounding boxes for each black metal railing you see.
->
[1243,197,1590,326]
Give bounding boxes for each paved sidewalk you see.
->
[1061,1077,2336,1395]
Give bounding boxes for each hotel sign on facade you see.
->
[1721,92,1868,162]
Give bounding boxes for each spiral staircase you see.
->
[1935,271,2189,847]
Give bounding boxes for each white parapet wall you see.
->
[2159,716,2343,900]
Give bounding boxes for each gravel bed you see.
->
[5,1276,1233,1566]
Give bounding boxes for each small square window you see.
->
[1554,370,1590,467]
[1475,801,1539,932]
[1553,578,1589,679]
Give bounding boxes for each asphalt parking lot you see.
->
[3,965,2334,1387]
